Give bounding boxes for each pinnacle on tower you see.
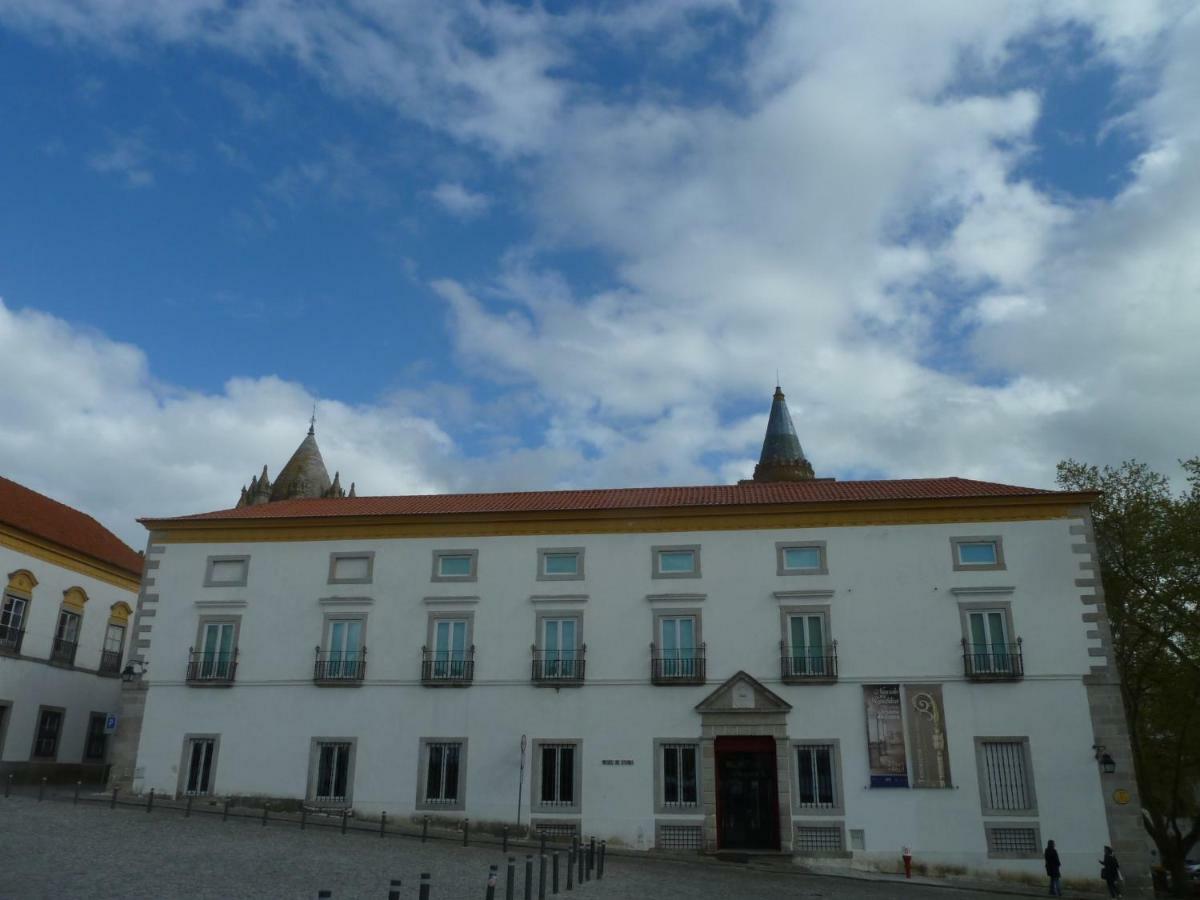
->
[752,385,815,482]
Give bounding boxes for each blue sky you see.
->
[0,1,1197,545]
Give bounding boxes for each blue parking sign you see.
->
[104,714,118,734]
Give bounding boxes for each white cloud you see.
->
[87,133,155,188]
[431,182,491,218]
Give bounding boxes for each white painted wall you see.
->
[132,515,1112,878]
[0,544,135,766]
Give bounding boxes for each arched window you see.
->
[51,587,89,666]
[2,569,38,655]
[101,602,132,675]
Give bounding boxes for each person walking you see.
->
[1100,845,1122,898]
[1044,839,1062,896]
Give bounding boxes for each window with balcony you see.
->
[533,614,584,684]
[423,615,474,684]
[100,622,126,675]
[1,593,28,654]
[781,609,837,681]
[652,613,705,684]
[418,738,467,811]
[315,616,366,684]
[961,606,1023,679]
[52,608,81,665]
[188,618,239,684]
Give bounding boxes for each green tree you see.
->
[1057,459,1200,895]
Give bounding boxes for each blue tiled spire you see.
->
[752,386,815,482]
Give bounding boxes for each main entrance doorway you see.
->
[715,736,780,850]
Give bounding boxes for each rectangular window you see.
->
[965,609,1017,675]
[204,555,249,587]
[84,713,108,761]
[951,537,1004,571]
[978,739,1036,814]
[985,824,1041,858]
[661,743,698,807]
[0,594,26,651]
[777,541,828,575]
[32,708,63,759]
[432,549,478,581]
[52,609,81,663]
[313,741,353,804]
[540,617,580,679]
[424,742,462,803]
[795,744,836,808]
[540,743,576,806]
[328,552,373,584]
[538,548,583,580]
[196,621,237,680]
[322,617,365,679]
[659,615,699,678]
[183,737,217,796]
[432,618,469,679]
[786,613,829,676]
[100,623,125,674]
[794,825,845,853]
[654,548,698,576]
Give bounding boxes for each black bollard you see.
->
[576,837,583,883]
[6,773,12,798]
[38,777,46,802]
[388,879,402,900]
[185,795,192,818]
[503,825,509,854]
[111,787,118,809]
[146,788,154,812]
[380,811,387,837]
[418,872,431,900]
[540,832,547,857]
[262,805,269,827]
[505,856,515,900]
[598,841,606,880]
[485,864,498,900]
[341,810,348,835]
[74,781,81,805]
[552,852,559,895]
[565,848,573,892]
[223,798,230,822]
[587,837,595,881]
[301,808,307,830]
[523,855,533,900]
[538,854,547,900]
[422,815,429,843]
[463,817,470,847]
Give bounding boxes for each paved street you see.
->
[1,794,1026,900]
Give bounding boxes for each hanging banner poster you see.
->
[904,684,952,788]
[863,684,909,787]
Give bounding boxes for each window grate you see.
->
[794,825,843,853]
[658,824,704,850]
[987,827,1039,856]
[981,741,1031,811]
[535,822,579,842]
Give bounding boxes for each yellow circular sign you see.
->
[1113,789,1131,806]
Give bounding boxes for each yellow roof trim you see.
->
[0,524,141,592]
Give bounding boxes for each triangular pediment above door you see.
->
[695,670,792,714]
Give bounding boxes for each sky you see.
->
[0,1,1198,548]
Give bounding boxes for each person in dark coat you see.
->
[1044,839,1062,896]
[1100,845,1122,897]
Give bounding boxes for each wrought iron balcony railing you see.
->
[780,640,839,683]
[186,648,239,685]
[314,647,366,684]
[98,649,123,675]
[0,624,25,655]
[650,643,706,685]
[50,637,78,666]
[421,646,475,686]
[531,645,586,685]
[962,639,1024,681]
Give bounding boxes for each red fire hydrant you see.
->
[902,846,913,879]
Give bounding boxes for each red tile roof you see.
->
[1,476,144,576]
[149,477,1078,524]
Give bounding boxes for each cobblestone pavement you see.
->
[0,795,1024,900]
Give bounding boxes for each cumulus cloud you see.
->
[431,182,491,218]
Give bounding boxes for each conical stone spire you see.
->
[752,385,815,482]
[269,427,334,501]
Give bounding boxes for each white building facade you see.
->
[120,477,1146,886]
[0,476,142,783]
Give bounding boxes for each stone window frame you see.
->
[652,608,705,655]
[306,736,358,807]
[983,822,1043,859]
[534,610,585,653]
[424,610,476,653]
[327,551,375,585]
[203,555,250,588]
[775,541,828,576]
[30,704,66,761]
[431,549,479,582]
[779,605,833,655]
[951,536,1006,572]
[537,547,585,582]
[789,738,845,816]
[974,736,1038,816]
[415,736,469,812]
[957,601,1018,650]
[321,611,369,653]
[177,733,222,797]
[652,738,702,815]
[194,615,243,656]
[2,569,36,655]
[83,710,109,763]
[531,738,583,814]
[651,544,701,579]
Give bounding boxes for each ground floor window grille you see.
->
[84,713,107,761]
[981,740,1032,811]
[658,824,704,850]
[794,825,843,853]
[534,822,579,843]
[315,741,352,803]
[795,744,836,809]
[33,709,62,759]
[540,744,575,806]
[987,827,1039,857]
[185,738,216,796]
[662,743,698,807]
[424,742,462,804]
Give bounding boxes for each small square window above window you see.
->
[544,553,578,576]
[204,556,249,587]
[538,547,584,581]
[432,550,478,582]
[952,537,1004,570]
[778,542,827,575]
[329,553,373,584]
[653,546,700,578]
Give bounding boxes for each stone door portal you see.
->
[715,736,780,850]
